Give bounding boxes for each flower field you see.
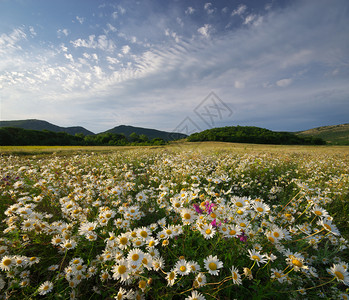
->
[0,144,348,299]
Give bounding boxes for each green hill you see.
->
[187,126,326,145]
[296,123,349,145]
[103,125,187,141]
[0,119,94,136]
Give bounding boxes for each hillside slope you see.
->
[0,119,94,136]
[296,123,349,145]
[104,125,187,141]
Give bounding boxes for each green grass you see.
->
[0,143,348,299]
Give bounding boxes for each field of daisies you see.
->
[0,145,348,299]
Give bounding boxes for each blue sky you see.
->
[0,0,348,134]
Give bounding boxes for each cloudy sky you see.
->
[0,0,348,134]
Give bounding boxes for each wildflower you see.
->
[194,273,207,288]
[201,223,216,239]
[115,287,128,300]
[0,256,14,271]
[185,290,206,300]
[189,260,201,273]
[286,252,308,272]
[180,208,196,225]
[112,259,130,282]
[166,270,177,286]
[204,255,223,276]
[270,268,286,283]
[253,201,270,214]
[248,249,267,266]
[328,264,349,285]
[38,281,53,295]
[243,267,253,280]
[318,219,340,236]
[61,239,77,251]
[175,259,191,276]
[231,266,242,285]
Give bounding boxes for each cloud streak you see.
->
[0,0,348,132]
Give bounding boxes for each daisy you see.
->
[231,266,242,285]
[38,281,53,295]
[189,260,201,273]
[175,259,191,276]
[328,264,349,285]
[200,223,216,239]
[253,201,270,215]
[185,290,206,300]
[248,249,267,266]
[127,248,144,267]
[270,268,286,283]
[0,256,14,271]
[194,273,207,288]
[137,226,151,241]
[112,259,130,282]
[317,219,340,236]
[311,205,329,218]
[180,208,196,225]
[61,239,77,251]
[166,270,177,286]
[204,255,223,276]
[115,287,128,300]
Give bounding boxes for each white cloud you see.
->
[107,56,120,64]
[0,28,26,54]
[122,45,131,55]
[276,78,293,87]
[70,35,115,51]
[57,29,69,38]
[76,16,85,24]
[29,26,37,37]
[185,7,195,15]
[232,4,247,16]
[197,24,212,38]
[118,5,126,15]
[112,11,118,19]
[234,81,245,89]
[244,14,256,25]
[204,3,215,15]
[64,53,74,63]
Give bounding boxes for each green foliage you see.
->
[187,126,326,145]
[0,127,167,146]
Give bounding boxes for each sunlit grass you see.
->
[0,143,348,299]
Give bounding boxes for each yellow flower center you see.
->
[334,271,344,280]
[314,210,322,216]
[132,254,139,261]
[3,258,11,266]
[257,207,264,212]
[209,262,217,271]
[275,272,282,278]
[229,230,236,235]
[166,229,172,235]
[184,213,191,220]
[120,237,128,245]
[273,232,280,238]
[233,272,238,279]
[169,272,175,280]
[140,231,148,238]
[252,255,260,261]
[205,229,212,235]
[236,202,243,207]
[180,266,186,272]
[139,280,146,289]
[149,241,155,247]
[118,265,126,274]
[292,259,303,268]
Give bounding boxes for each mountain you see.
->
[103,125,187,141]
[0,119,94,136]
[296,123,349,145]
[187,125,325,145]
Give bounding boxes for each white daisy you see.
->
[204,255,223,276]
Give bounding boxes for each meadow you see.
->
[0,142,348,299]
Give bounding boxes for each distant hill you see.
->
[295,123,349,145]
[0,119,94,136]
[103,125,187,141]
[187,126,326,145]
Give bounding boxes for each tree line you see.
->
[187,126,326,145]
[0,127,166,146]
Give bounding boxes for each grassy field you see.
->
[0,142,348,299]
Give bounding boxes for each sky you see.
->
[0,0,348,134]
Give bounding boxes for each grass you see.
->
[0,142,348,299]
